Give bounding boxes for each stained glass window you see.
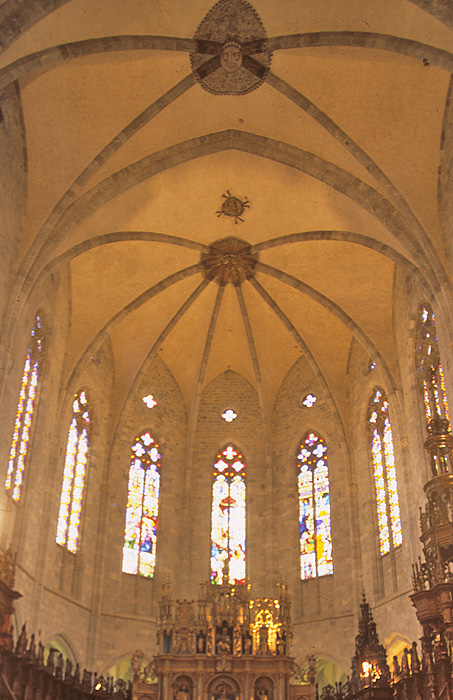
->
[415,304,450,427]
[367,388,402,556]
[142,394,157,409]
[301,394,317,408]
[221,409,237,422]
[297,432,333,580]
[211,445,246,585]
[122,431,161,577]
[5,315,43,502]
[56,390,91,553]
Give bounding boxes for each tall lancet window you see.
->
[56,390,91,553]
[5,315,43,502]
[122,431,161,578]
[367,388,402,556]
[415,304,450,428]
[297,432,333,580]
[211,445,246,585]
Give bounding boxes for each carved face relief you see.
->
[221,43,242,73]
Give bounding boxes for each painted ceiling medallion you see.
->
[191,0,271,95]
[217,190,250,223]
[202,237,258,286]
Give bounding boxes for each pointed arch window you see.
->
[122,431,161,578]
[211,445,246,585]
[297,432,333,580]
[367,388,402,556]
[56,391,91,553]
[415,304,450,428]
[5,315,43,501]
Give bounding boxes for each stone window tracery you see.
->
[5,314,43,502]
[211,445,246,585]
[367,388,402,556]
[297,432,333,580]
[415,303,450,428]
[56,390,91,553]
[122,431,161,577]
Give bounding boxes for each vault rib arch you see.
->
[15,72,196,296]
[62,263,204,402]
[267,71,436,267]
[254,262,397,392]
[4,131,449,378]
[1,33,452,94]
[249,276,362,448]
[22,132,444,292]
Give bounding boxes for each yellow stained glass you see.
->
[368,388,402,555]
[5,315,43,502]
[211,445,246,585]
[416,304,450,427]
[297,433,333,579]
[122,432,161,578]
[56,391,90,553]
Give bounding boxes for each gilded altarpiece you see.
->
[132,580,315,700]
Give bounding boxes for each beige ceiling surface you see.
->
[1,0,453,69]
[48,152,404,259]
[272,49,450,251]
[4,0,451,427]
[83,79,381,195]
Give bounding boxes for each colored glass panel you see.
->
[56,391,91,553]
[297,433,333,580]
[122,432,161,577]
[368,388,402,554]
[142,394,157,409]
[5,315,43,501]
[383,418,402,547]
[439,363,450,423]
[221,409,237,422]
[371,429,389,555]
[416,304,450,426]
[211,446,246,585]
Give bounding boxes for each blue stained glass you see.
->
[122,431,161,578]
[5,316,43,502]
[297,433,333,580]
[56,390,91,553]
[368,388,402,555]
[211,446,246,585]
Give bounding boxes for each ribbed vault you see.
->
[1,0,452,438]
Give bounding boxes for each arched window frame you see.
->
[56,390,91,553]
[297,431,333,580]
[5,314,44,502]
[367,387,402,556]
[122,430,162,578]
[211,444,246,586]
[415,303,450,428]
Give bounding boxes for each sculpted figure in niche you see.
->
[206,627,214,655]
[276,633,285,655]
[216,624,232,654]
[175,682,191,700]
[233,627,242,655]
[210,680,237,700]
[258,626,269,655]
[254,679,273,700]
[197,633,205,654]
[243,632,252,654]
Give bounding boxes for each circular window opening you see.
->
[221,409,238,422]
[301,394,317,408]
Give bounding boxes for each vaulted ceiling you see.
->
[2,0,452,424]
